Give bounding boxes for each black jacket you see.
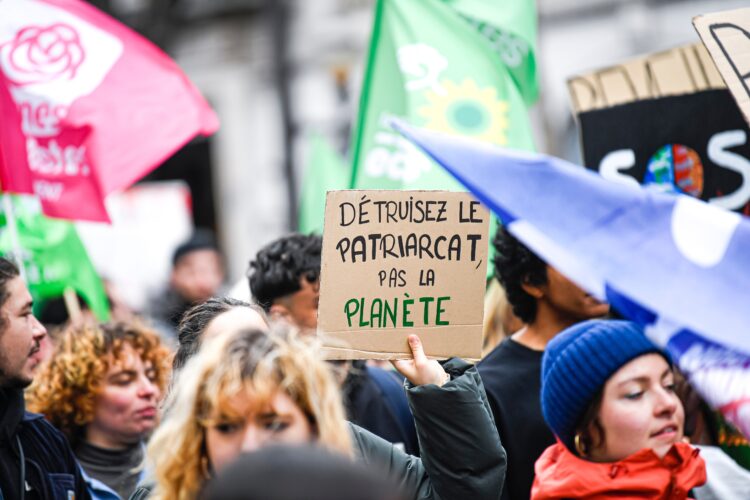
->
[478,339,554,500]
[0,388,90,500]
[342,361,419,455]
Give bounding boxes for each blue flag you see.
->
[393,119,750,438]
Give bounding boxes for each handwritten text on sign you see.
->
[319,190,489,360]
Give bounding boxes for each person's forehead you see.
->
[204,307,267,340]
[176,249,221,268]
[214,388,298,418]
[4,276,32,309]
[107,343,141,370]
[547,266,574,285]
[296,277,319,294]
[609,353,669,383]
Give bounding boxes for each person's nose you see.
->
[654,386,678,417]
[239,425,264,454]
[137,374,159,400]
[31,314,47,340]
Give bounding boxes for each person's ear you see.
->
[269,303,291,321]
[582,418,606,459]
[520,276,545,299]
[168,267,180,287]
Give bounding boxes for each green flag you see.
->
[298,134,350,235]
[0,196,110,321]
[350,0,537,276]
[350,0,536,191]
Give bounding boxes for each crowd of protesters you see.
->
[1,223,748,500]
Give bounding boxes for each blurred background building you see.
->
[81,0,748,309]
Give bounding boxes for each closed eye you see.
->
[624,391,643,400]
[110,372,136,386]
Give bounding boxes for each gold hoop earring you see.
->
[574,433,587,457]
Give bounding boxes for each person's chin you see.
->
[140,423,158,435]
[649,438,680,459]
[134,417,159,434]
[25,353,44,375]
[8,374,34,389]
[586,304,610,319]
[119,429,151,445]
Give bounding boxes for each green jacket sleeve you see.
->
[350,359,506,500]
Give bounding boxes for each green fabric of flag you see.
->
[445,0,538,105]
[0,197,110,321]
[350,0,536,191]
[298,133,350,235]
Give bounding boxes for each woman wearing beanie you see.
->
[532,319,706,499]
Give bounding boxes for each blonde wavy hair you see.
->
[147,326,352,500]
[26,321,171,448]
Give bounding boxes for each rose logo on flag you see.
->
[0,23,85,86]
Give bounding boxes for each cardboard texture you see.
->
[318,190,489,360]
[567,43,724,113]
[694,8,750,128]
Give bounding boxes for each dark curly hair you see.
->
[248,234,322,312]
[173,297,266,372]
[492,225,548,323]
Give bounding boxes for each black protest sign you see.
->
[579,89,750,213]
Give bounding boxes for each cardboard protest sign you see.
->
[694,8,750,128]
[568,46,750,213]
[568,43,724,113]
[318,190,489,360]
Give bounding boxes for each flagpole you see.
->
[268,0,298,231]
[2,194,27,281]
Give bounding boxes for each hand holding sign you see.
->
[391,335,449,387]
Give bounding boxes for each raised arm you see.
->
[352,335,506,500]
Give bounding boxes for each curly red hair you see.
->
[26,321,171,448]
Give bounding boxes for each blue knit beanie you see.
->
[541,319,668,452]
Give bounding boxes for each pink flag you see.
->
[0,71,33,194]
[0,0,219,221]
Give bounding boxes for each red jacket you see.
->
[531,441,706,499]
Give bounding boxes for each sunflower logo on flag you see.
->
[418,78,509,145]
